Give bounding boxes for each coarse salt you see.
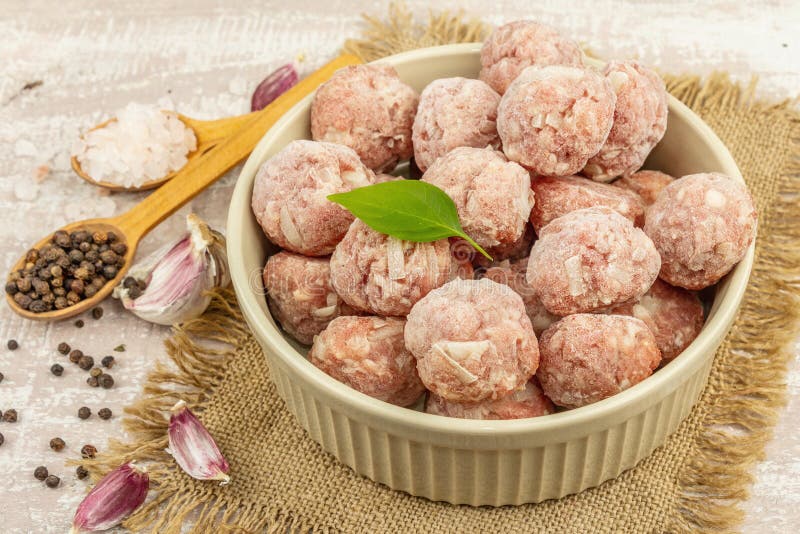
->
[72,102,197,188]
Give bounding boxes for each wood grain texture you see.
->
[0,1,797,531]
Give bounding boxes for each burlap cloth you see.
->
[80,5,800,533]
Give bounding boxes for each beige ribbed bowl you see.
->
[227,43,754,506]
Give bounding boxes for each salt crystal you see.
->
[72,102,197,188]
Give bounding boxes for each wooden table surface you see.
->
[1,1,798,531]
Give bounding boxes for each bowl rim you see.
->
[227,43,755,439]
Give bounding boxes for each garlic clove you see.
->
[112,214,229,325]
[167,400,230,485]
[71,462,149,533]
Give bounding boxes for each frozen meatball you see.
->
[537,314,661,408]
[530,175,645,233]
[251,140,375,256]
[584,62,668,182]
[405,279,539,402]
[527,207,661,315]
[309,316,425,406]
[330,220,452,316]
[644,173,757,290]
[262,252,358,345]
[426,380,554,420]
[421,147,534,250]
[609,279,704,362]
[613,170,674,206]
[412,77,501,172]
[498,66,616,177]
[482,257,559,335]
[479,20,583,95]
[311,65,419,172]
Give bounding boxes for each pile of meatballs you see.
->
[251,20,757,420]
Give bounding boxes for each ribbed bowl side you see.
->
[262,344,715,506]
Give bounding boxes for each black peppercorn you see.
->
[74,319,84,328]
[78,355,94,370]
[91,307,103,320]
[86,376,99,388]
[69,279,85,295]
[3,409,18,422]
[69,349,83,364]
[0,371,4,383]
[98,373,114,389]
[57,342,70,355]
[79,241,91,253]
[16,276,32,293]
[91,231,108,244]
[29,300,48,313]
[49,437,66,451]
[89,367,102,378]
[84,285,98,299]
[7,339,19,351]
[68,249,84,264]
[45,475,60,488]
[101,265,118,279]
[0,431,4,446]
[13,293,32,309]
[76,465,89,480]
[85,250,99,262]
[99,250,117,265]
[4,281,17,295]
[122,277,137,289]
[77,406,91,419]
[54,297,68,310]
[53,230,70,248]
[110,242,128,255]
[101,355,115,368]
[81,444,97,458]
[34,466,49,481]
[98,408,112,420]
[50,364,63,376]
[128,286,143,300]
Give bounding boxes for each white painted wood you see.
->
[0,1,797,531]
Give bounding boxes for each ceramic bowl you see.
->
[227,43,754,506]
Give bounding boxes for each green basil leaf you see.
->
[328,180,492,261]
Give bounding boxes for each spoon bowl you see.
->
[71,111,258,192]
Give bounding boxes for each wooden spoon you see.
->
[71,111,258,192]
[7,53,362,321]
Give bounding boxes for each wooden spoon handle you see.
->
[113,54,362,243]
[181,112,259,146]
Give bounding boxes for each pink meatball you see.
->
[412,77,501,172]
[609,279,704,362]
[330,220,452,316]
[421,147,534,250]
[527,207,661,315]
[311,65,419,172]
[498,66,616,177]
[482,257,559,335]
[479,21,583,95]
[613,170,675,206]
[251,140,375,256]
[426,379,555,420]
[530,175,645,233]
[537,314,661,408]
[405,279,539,402]
[262,251,358,345]
[643,173,757,290]
[310,316,425,406]
[584,61,668,182]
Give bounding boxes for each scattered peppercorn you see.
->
[69,349,83,364]
[91,306,103,320]
[74,319,84,328]
[81,444,97,458]
[89,367,102,378]
[76,465,89,480]
[7,339,19,351]
[50,364,64,376]
[0,372,4,383]
[78,406,91,419]
[113,344,126,352]
[78,355,94,371]
[45,475,60,488]
[101,355,115,369]
[98,408,112,420]
[34,466,49,481]
[86,376,99,388]
[0,432,4,446]
[49,437,66,452]
[3,409,18,422]
[98,374,114,389]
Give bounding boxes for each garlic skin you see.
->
[71,462,149,533]
[113,214,229,325]
[167,400,231,485]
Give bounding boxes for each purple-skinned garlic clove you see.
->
[167,400,230,485]
[251,63,299,111]
[71,462,149,533]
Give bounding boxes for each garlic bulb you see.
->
[113,214,229,325]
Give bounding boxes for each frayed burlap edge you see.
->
[72,6,800,534]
